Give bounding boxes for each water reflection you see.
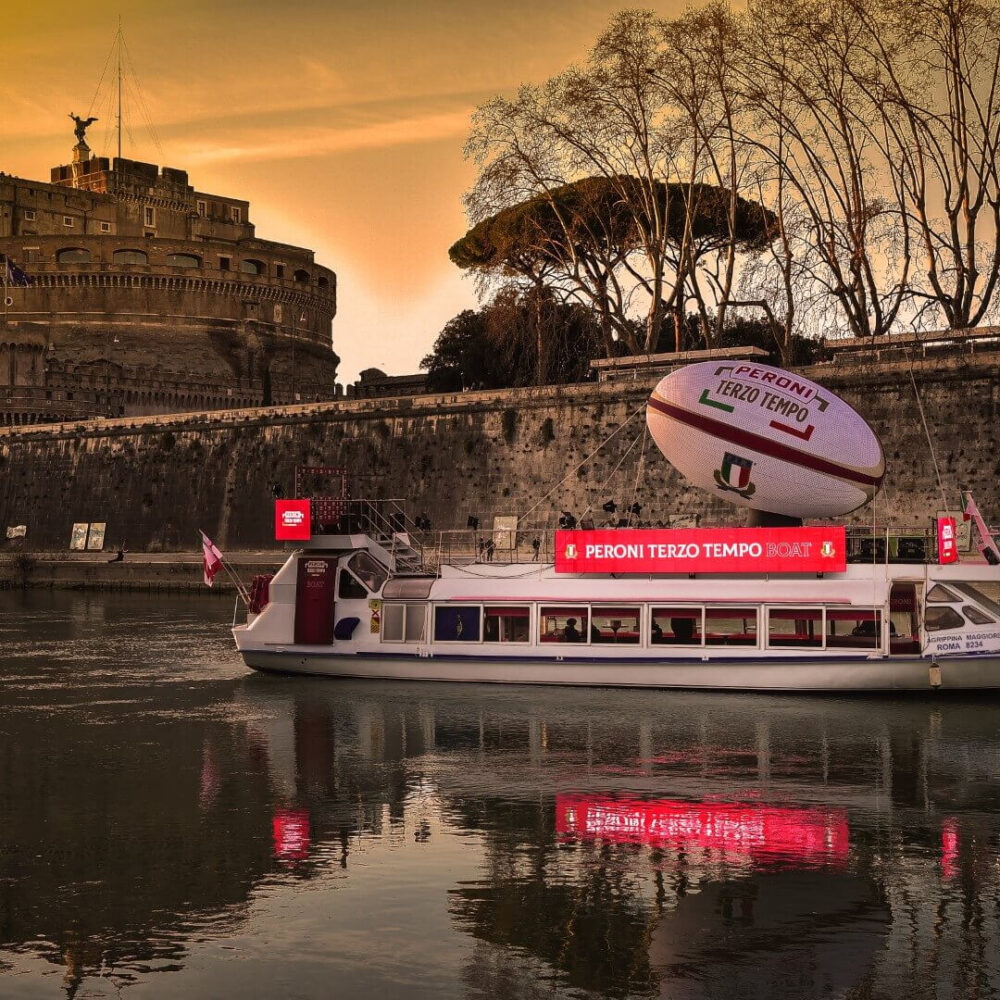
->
[3,592,1000,998]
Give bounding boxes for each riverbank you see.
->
[0,550,285,592]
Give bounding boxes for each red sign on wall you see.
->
[937,516,958,564]
[275,499,311,541]
[554,526,846,575]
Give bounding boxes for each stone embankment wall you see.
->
[0,354,997,553]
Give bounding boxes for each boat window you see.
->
[405,604,426,641]
[347,551,387,593]
[483,606,530,643]
[651,608,703,645]
[826,609,882,649]
[925,606,965,632]
[590,606,640,644]
[434,605,481,642]
[382,603,426,642]
[705,608,758,647]
[767,608,823,648]
[383,603,404,641]
[951,582,1000,619]
[926,584,960,603]
[338,568,367,599]
[962,605,995,625]
[540,606,589,643]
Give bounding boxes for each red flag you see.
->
[201,531,224,587]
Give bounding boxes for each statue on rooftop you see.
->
[68,113,98,145]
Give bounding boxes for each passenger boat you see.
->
[232,499,1000,691]
[233,361,1000,691]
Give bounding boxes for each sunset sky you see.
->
[1,0,687,382]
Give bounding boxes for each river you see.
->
[2,590,1000,998]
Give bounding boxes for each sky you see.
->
[0,0,688,383]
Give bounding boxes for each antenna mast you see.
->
[116,16,123,162]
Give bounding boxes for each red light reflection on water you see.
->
[941,818,959,878]
[556,794,849,865]
[273,808,311,861]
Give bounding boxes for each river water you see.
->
[2,591,1000,998]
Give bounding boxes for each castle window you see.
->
[56,247,92,264]
[276,264,285,279]
[99,222,112,233]
[63,216,74,228]
[240,259,264,276]
[231,206,242,224]
[166,253,201,268]
[114,249,148,265]
[143,206,155,227]
[218,256,231,271]
[293,268,309,283]
[196,200,207,217]
[23,210,35,221]
[317,276,329,289]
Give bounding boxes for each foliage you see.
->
[459,0,1000,358]
[420,288,609,390]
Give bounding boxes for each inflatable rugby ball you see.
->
[646,361,885,518]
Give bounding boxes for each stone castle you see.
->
[0,130,338,425]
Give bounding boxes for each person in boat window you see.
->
[651,620,663,643]
[591,621,601,642]
[671,617,696,642]
[563,618,581,641]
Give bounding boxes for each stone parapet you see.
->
[0,355,996,552]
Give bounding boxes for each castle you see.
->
[0,129,338,425]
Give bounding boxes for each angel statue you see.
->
[69,113,98,144]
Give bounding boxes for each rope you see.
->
[580,425,646,521]
[625,424,649,527]
[517,402,647,524]
[908,359,950,514]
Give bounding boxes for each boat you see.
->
[231,496,1000,691]
[232,361,1000,691]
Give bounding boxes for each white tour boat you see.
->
[232,500,1000,692]
[232,361,1000,691]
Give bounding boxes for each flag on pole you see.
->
[4,258,32,287]
[201,530,224,587]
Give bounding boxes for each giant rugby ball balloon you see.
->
[647,361,884,518]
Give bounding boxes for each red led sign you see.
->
[275,499,312,541]
[555,526,846,574]
[937,516,958,565]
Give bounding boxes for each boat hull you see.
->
[238,648,1000,692]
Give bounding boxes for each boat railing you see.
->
[415,522,947,570]
[309,497,426,573]
[845,525,940,564]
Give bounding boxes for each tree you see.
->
[420,290,608,391]
[452,176,773,365]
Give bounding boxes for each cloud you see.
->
[175,108,474,165]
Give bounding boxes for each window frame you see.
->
[765,606,825,650]
[381,602,427,644]
[483,605,532,645]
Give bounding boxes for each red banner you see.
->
[555,526,846,574]
[275,499,311,541]
[937,516,958,564]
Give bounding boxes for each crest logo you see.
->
[820,540,835,558]
[565,542,578,560]
[713,452,757,499]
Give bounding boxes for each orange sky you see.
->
[0,0,688,381]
